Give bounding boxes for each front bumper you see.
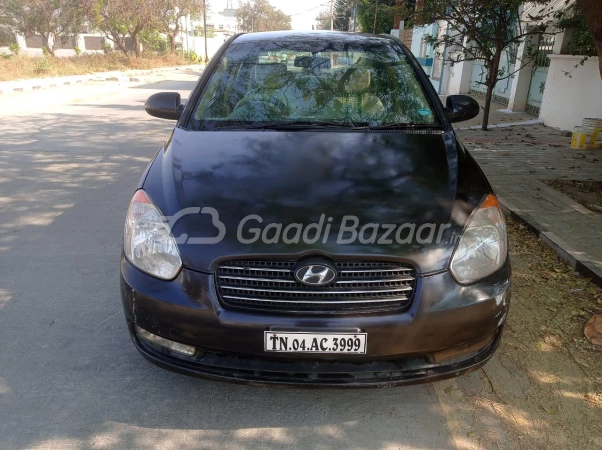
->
[121,256,510,387]
[129,320,502,387]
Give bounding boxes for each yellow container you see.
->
[592,127,602,146]
[571,130,590,149]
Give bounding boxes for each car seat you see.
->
[337,67,384,121]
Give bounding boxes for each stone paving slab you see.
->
[457,124,602,287]
[440,96,540,129]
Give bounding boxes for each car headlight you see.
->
[123,189,182,280]
[450,194,508,284]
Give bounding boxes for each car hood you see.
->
[142,128,468,274]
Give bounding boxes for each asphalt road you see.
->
[0,71,456,449]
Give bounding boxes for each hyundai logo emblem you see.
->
[295,264,337,286]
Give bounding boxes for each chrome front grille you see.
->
[215,259,416,314]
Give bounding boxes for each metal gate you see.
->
[525,35,555,115]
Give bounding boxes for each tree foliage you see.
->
[575,0,602,78]
[357,0,397,34]
[1,0,213,57]
[557,4,596,57]
[194,26,215,38]
[90,0,159,57]
[0,0,19,45]
[334,0,353,31]
[0,0,88,56]
[236,0,291,33]
[315,0,353,31]
[154,0,207,53]
[403,0,557,130]
[315,10,331,31]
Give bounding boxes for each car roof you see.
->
[232,30,399,45]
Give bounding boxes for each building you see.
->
[410,2,602,130]
[178,0,241,60]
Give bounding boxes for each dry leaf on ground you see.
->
[584,314,602,347]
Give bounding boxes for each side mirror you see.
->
[444,95,480,123]
[145,92,184,121]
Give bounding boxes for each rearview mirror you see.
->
[145,92,184,121]
[444,95,480,123]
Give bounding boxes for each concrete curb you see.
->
[498,194,602,288]
[0,64,205,95]
[457,118,543,130]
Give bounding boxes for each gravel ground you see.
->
[453,217,602,449]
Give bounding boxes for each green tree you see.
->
[403,0,557,130]
[0,0,18,45]
[194,25,215,38]
[155,0,208,54]
[557,4,596,57]
[90,0,156,57]
[1,0,87,56]
[237,0,291,33]
[139,29,169,53]
[315,10,331,31]
[334,0,353,31]
[357,0,397,34]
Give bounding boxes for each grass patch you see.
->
[0,53,189,82]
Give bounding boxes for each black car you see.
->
[120,31,511,387]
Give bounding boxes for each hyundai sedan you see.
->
[120,31,511,387]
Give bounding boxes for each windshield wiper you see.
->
[365,123,442,131]
[222,120,360,130]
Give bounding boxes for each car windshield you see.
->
[190,37,439,130]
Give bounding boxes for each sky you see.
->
[270,0,332,30]
[211,0,332,31]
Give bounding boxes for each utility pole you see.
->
[330,0,334,31]
[202,0,208,63]
[184,15,189,59]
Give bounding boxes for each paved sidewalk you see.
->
[441,96,540,129]
[457,124,602,285]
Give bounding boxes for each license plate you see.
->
[264,332,367,354]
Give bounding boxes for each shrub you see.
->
[557,5,597,57]
[102,42,113,55]
[140,30,169,54]
[74,46,82,56]
[34,57,52,74]
[0,52,186,82]
[9,43,20,55]
[185,49,198,62]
